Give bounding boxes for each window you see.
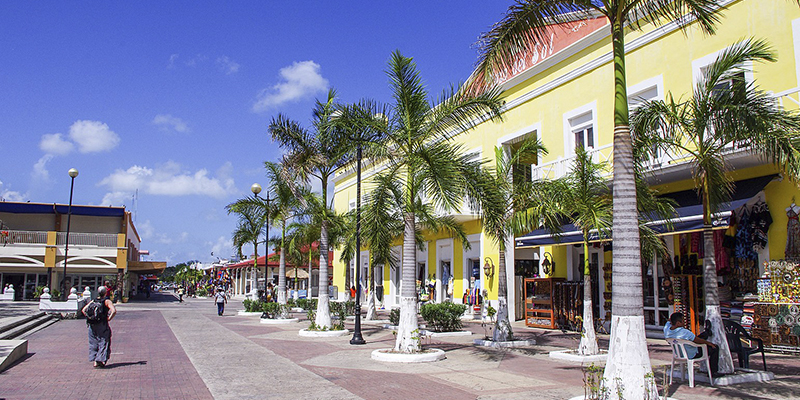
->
[569,112,594,151]
[629,77,664,164]
[563,102,597,156]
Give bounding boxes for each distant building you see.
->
[0,201,165,300]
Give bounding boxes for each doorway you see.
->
[2,274,25,301]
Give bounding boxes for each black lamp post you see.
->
[62,168,78,300]
[350,143,366,345]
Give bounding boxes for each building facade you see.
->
[0,201,164,300]
[331,0,800,330]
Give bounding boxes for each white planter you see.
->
[549,349,608,363]
[298,328,350,337]
[670,368,774,386]
[423,330,472,337]
[237,311,262,316]
[260,317,299,324]
[473,339,536,348]
[290,307,304,313]
[371,348,446,363]
[361,319,391,325]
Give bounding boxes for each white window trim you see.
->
[497,123,541,147]
[627,75,664,110]
[793,18,800,87]
[563,101,598,156]
[691,45,754,88]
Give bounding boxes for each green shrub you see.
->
[329,300,355,330]
[196,287,208,297]
[296,298,318,311]
[420,302,467,332]
[261,302,288,319]
[389,308,400,326]
[286,298,296,307]
[243,299,264,312]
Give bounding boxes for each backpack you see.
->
[84,299,105,323]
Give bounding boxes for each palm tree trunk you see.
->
[492,247,513,342]
[253,240,260,300]
[315,219,332,329]
[394,211,420,352]
[278,221,287,304]
[578,238,599,355]
[344,257,352,301]
[366,262,378,320]
[602,22,656,400]
[702,187,735,373]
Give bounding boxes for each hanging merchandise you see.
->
[751,200,772,251]
[749,260,800,351]
[785,203,800,260]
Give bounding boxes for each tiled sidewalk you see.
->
[0,308,212,400]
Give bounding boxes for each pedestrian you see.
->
[178,286,184,302]
[81,286,116,368]
[214,286,227,316]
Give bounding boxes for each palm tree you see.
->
[270,91,350,329]
[551,147,612,355]
[285,218,321,298]
[480,135,556,343]
[473,2,723,395]
[264,161,303,304]
[226,195,268,296]
[632,38,800,374]
[375,51,503,353]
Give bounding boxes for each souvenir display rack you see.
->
[602,263,612,320]
[671,274,704,334]
[524,277,564,329]
[750,260,800,351]
[553,281,583,332]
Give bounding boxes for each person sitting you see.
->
[664,312,719,376]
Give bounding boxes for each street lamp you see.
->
[62,168,78,300]
[350,142,366,345]
[251,183,270,301]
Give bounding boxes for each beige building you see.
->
[0,201,164,300]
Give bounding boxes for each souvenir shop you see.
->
[517,175,792,336]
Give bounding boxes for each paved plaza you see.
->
[1,293,799,399]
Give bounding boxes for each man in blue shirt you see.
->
[664,312,719,375]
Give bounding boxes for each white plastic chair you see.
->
[666,338,713,388]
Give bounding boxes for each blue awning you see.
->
[515,175,776,248]
[0,202,125,217]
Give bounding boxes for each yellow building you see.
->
[331,0,800,330]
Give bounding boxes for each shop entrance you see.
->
[1,274,25,301]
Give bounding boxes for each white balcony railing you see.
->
[0,230,118,247]
[0,230,48,245]
[56,232,118,247]
[532,144,613,181]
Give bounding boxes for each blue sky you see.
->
[0,1,511,265]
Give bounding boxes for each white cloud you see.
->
[168,53,179,69]
[0,180,27,202]
[208,235,234,259]
[32,154,53,182]
[216,56,240,75]
[153,114,190,133]
[185,54,208,67]
[39,133,75,155]
[252,60,329,112]
[98,161,236,202]
[137,220,155,240]
[69,120,120,153]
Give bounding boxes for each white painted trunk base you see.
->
[277,290,287,305]
[706,305,735,374]
[579,275,599,356]
[365,291,377,320]
[314,293,332,329]
[492,296,513,342]
[473,339,535,348]
[603,315,658,400]
[394,297,420,353]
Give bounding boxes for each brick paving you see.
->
[2,293,800,400]
[0,303,211,400]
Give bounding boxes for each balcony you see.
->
[0,230,118,248]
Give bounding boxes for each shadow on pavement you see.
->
[105,360,147,369]
[125,292,178,303]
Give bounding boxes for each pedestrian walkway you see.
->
[1,293,799,399]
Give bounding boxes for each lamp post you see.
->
[350,143,366,345]
[62,168,78,300]
[251,183,270,300]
